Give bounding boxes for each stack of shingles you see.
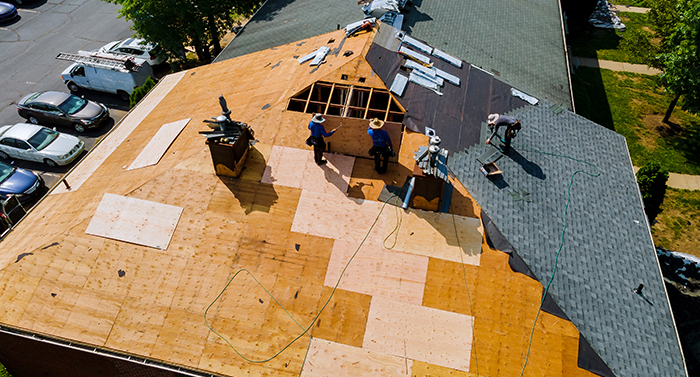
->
[390,34,462,97]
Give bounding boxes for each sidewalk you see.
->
[611,5,650,13]
[573,56,662,75]
[633,167,700,190]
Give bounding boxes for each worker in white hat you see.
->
[307,114,339,165]
[486,113,521,154]
[367,118,394,174]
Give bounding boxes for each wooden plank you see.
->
[85,193,183,250]
[384,208,482,265]
[363,296,473,372]
[324,239,428,305]
[127,118,190,170]
[51,71,187,195]
[302,338,412,377]
[321,115,403,158]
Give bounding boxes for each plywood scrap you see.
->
[85,193,183,250]
[385,208,482,265]
[302,338,412,377]
[363,296,473,372]
[262,145,354,194]
[128,118,190,170]
[324,239,428,305]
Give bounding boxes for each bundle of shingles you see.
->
[389,33,463,97]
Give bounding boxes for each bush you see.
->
[636,161,669,222]
[129,77,157,109]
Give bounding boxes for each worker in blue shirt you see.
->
[367,118,394,174]
[307,114,337,165]
[486,113,521,154]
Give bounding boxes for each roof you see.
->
[0,27,685,377]
[217,0,572,108]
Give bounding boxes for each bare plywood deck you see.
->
[302,338,412,377]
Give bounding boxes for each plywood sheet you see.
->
[291,189,385,244]
[324,239,428,305]
[363,297,473,372]
[262,145,355,194]
[85,193,183,250]
[385,208,482,265]
[302,338,412,377]
[52,71,187,194]
[128,118,190,170]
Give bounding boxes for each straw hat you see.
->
[369,118,385,129]
[487,113,500,125]
[312,114,326,123]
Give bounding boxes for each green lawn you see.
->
[613,0,651,6]
[0,363,11,377]
[571,12,649,64]
[652,188,700,257]
[572,67,700,175]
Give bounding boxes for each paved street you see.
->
[0,0,134,188]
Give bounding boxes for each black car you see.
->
[17,91,110,133]
[0,2,17,23]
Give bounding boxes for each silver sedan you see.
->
[0,123,84,167]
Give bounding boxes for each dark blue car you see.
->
[0,2,17,23]
[0,161,44,204]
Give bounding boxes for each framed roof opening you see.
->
[287,81,405,123]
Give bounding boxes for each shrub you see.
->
[129,77,157,109]
[636,161,669,222]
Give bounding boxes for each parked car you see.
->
[0,161,44,203]
[0,123,84,167]
[17,91,109,132]
[99,38,166,66]
[0,2,17,23]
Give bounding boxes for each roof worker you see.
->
[367,118,394,174]
[307,114,337,165]
[486,113,521,155]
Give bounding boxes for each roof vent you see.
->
[634,284,644,295]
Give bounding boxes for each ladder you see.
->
[56,51,142,72]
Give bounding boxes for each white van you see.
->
[59,51,154,101]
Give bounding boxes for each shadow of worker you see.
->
[507,148,546,180]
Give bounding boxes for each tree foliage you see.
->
[129,76,157,108]
[658,0,700,118]
[636,161,669,222]
[105,0,259,64]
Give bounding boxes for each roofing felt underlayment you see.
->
[0,27,686,377]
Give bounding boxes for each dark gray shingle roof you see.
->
[447,101,686,377]
[215,0,364,62]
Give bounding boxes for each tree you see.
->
[636,161,669,223]
[658,0,700,121]
[105,0,259,64]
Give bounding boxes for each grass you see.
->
[652,188,700,257]
[570,12,649,64]
[612,0,651,6]
[572,67,700,175]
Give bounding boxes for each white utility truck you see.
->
[57,51,155,101]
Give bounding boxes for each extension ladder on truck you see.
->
[56,51,142,72]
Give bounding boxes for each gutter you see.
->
[556,0,576,112]
[624,138,690,377]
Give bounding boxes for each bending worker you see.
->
[308,113,337,165]
[486,113,521,154]
[367,118,394,174]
